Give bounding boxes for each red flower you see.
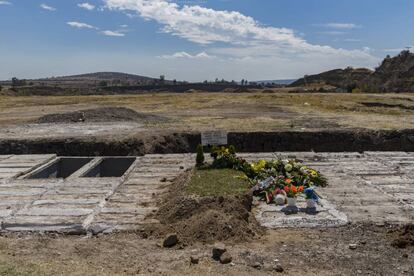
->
[284,186,290,192]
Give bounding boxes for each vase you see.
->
[287,197,297,207]
[306,199,317,209]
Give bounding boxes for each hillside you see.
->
[291,51,414,92]
[290,68,373,91]
[364,50,414,92]
[35,72,167,87]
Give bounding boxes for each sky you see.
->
[0,0,413,81]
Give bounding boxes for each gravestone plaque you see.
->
[201,131,228,146]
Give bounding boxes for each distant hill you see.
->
[291,51,414,92]
[364,50,414,92]
[290,68,373,91]
[34,72,169,87]
[256,79,297,85]
[42,72,156,82]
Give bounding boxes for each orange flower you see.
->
[285,178,292,184]
[298,186,304,192]
[291,186,298,193]
[284,185,290,192]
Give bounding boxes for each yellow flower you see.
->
[310,170,318,177]
[251,160,266,172]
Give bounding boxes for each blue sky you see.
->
[0,0,413,81]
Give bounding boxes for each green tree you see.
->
[159,75,165,85]
[11,77,26,87]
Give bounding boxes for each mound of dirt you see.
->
[143,170,263,245]
[36,107,168,124]
[391,224,414,248]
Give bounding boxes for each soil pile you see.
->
[391,224,414,248]
[144,171,263,245]
[36,107,168,124]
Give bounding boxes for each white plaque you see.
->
[201,131,228,146]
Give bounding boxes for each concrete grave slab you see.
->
[254,197,348,228]
[0,152,413,233]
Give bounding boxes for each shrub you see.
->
[196,144,205,167]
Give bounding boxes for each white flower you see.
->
[285,164,293,172]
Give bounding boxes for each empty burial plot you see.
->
[26,157,93,179]
[82,157,136,178]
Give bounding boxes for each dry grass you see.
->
[0,92,413,131]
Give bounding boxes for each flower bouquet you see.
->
[284,184,304,207]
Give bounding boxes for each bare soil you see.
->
[391,224,414,249]
[0,224,413,275]
[142,170,264,245]
[36,107,168,124]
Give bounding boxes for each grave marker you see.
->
[201,131,228,146]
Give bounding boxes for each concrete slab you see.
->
[0,154,56,180]
[0,152,413,233]
[254,197,348,228]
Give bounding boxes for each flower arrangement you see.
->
[203,146,327,206]
[284,184,304,198]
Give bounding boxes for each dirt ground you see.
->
[36,107,168,124]
[0,224,412,275]
[1,92,414,131]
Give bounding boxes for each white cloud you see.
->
[103,0,371,60]
[101,30,125,37]
[0,1,11,5]
[383,47,413,53]
[40,3,56,11]
[78,2,95,10]
[159,51,215,59]
[67,21,97,29]
[344,38,362,42]
[96,0,379,80]
[321,23,361,29]
[318,31,346,36]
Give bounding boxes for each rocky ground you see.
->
[0,224,413,275]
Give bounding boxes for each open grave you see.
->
[25,157,93,179]
[82,157,136,178]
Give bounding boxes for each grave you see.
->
[25,157,93,179]
[82,157,136,178]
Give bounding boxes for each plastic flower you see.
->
[251,160,266,172]
[294,162,303,169]
[284,164,293,172]
[310,170,318,177]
